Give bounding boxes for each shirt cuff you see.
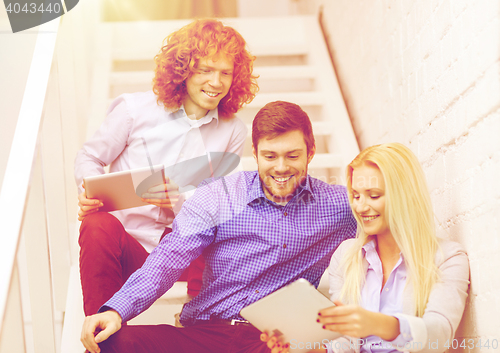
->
[327,342,334,353]
[98,296,135,323]
[388,314,413,347]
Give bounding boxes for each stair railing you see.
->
[0,18,62,353]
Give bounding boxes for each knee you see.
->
[99,327,150,353]
[79,213,123,246]
[99,328,133,353]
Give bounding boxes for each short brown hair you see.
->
[252,101,315,153]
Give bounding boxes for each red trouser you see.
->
[98,323,271,353]
[79,212,204,316]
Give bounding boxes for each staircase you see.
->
[0,13,359,353]
[61,15,359,353]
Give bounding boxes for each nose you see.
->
[209,72,222,88]
[354,196,369,214]
[274,157,289,174]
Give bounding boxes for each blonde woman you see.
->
[316,143,469,353]
[261,143,469,353]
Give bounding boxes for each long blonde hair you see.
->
[340,143,439,317]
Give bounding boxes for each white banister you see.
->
[0,17,59,350]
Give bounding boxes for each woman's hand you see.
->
[260,331,290,353]
[318,300,400,341]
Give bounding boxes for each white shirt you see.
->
[328,240,412,353]
[328,238,470,353]
[360,240,411,352]
[75,91,247,252]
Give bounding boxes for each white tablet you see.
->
[83,165,165,212]
[240,278,340,352]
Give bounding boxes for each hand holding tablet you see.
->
[77,184,104,221]
[83,165,166,213]
[240,279,340,353]
[140,176,181,211]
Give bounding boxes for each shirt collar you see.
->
[174,105,219,128]
[362,239,405,267]
[246,173,315,206]
[362,239,377,258]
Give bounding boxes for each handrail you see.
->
[0,18,59,334]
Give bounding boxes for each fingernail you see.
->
[316,319,320,322]
[318,312,322,316]
[322,325,326,329]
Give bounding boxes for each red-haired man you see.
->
[75,19,258,316]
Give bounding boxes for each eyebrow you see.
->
[259,149,304,154]
[352,188,383,193]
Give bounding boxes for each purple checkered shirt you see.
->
[101,171,356,326]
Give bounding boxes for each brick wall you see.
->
[318,0,500,349]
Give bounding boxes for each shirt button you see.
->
[283,212,288,216]
[385,288,389,291]
[283,244,287,249]
[255,290,259,294]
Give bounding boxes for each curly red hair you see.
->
[153,19,258,118]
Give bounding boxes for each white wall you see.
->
[318,0,500,347]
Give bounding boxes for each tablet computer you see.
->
[240,278,340,352]
[83,165,165,212]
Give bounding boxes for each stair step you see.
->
[249,44,308,57]
[109,65,316,86]
[246,91,324,108]
[254,65,316,79]
[112,43,308,62]
[241,152,342,170]
[109,71,153,85]
[246,120,334,137]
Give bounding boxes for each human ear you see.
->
[252,144,257,162]
[307,145,316,164]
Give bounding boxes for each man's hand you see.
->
[81,310,122,353]
[78,184,103,221]
[260,331,290,353]
[261,331,327,353]
[141,177,181,210]
[318,300,399,341]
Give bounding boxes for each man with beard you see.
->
[81,101,356,353]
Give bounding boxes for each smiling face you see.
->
[351,163,391,237]
[253,130,315,204]
[183,56,234,119]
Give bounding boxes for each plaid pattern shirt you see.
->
[102,171,356,326]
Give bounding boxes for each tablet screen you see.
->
[240,278,340,352]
